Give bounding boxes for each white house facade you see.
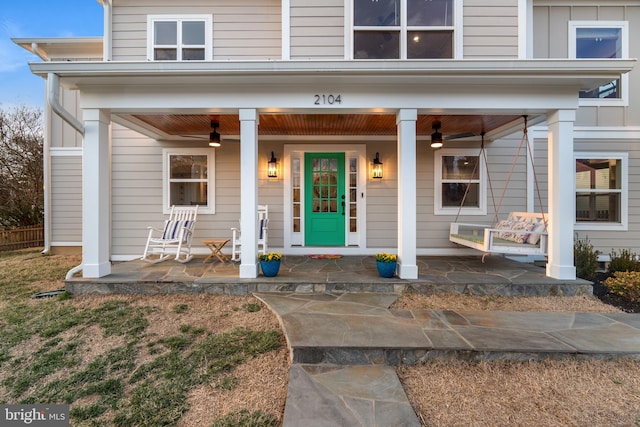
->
[14,0,638,280]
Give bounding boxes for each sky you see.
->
[0,1,104,109]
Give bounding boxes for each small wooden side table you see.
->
[203,239,230,263]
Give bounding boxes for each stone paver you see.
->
[66,255,593,297]
[255,292,640,427]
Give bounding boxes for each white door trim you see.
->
[283,144,367,252]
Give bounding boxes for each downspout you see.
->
[47,72,85,277]
[101,0,113,61]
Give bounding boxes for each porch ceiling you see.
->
[131,113,524,138]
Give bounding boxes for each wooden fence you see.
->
[0,225,44,251]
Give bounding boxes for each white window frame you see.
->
[568,21,629,107]
[147,14,212,61]
[162,148,215,214]
[348,0,463,60]
[574,151,628,231]
[434,148,486,215]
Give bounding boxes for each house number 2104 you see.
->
[314,94,342,105]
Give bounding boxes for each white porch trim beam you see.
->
[239,109,260,278]
[546,109,576,280]
[397,109,418,279]
[82,109,111,278]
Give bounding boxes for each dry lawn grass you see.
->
[0,251,289,426]
[396,292,640,427]
[399,358,640,427]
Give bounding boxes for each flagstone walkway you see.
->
[254,292,640,427]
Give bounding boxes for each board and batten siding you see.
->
[50,156,82,243]
[533,3,640,127]
[463,0,519,58]
[111,0,281,61]
[289,0,345,59]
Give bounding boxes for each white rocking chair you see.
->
[141,205,198,263]
[231,205,268,262]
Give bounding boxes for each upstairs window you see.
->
[569,21,628,106]
[353,0,454,59]
[148,15,212,61]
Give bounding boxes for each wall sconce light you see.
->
[371,152,383,179]
[267,151,278,178]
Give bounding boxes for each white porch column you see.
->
[396,109,418,279]
[546,109,576,280]
[239,109,260,278]
[82,109,111,278]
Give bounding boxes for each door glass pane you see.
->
[408,31,453,59]
[354,0,400,26]
[354,31,400,59]
[407,0,452,26]
[155,21,177,44]
[182,21,205,44]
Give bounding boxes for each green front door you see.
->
[304,153,345,246]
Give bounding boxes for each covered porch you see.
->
[30,59,635,282]
[65,255,592,297]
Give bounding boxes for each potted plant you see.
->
[375,252,397,278]
[259,251,283,277]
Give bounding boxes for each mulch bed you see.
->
[591,272,640,313]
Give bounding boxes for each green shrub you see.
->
[608,249,640,273]
[574,236,598,280]
[604,271,640,303]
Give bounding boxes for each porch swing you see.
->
[448,116,548,260]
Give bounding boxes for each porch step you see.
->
[64,256,594,297]
[254,293,640,364]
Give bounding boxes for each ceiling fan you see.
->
[180,120,239,147]
[430,121,476,149]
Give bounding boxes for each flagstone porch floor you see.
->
[65,255,593,297]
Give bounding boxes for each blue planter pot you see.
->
[260,260,281,277]
[376,261,397,278]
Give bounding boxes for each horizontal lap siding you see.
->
[51,156,82,242]
[417,135,530,249]
[573,139,640,254]
[111,0,281,61]
[111,125,242,256]
[290,0,344,59]
[463,0,518,58]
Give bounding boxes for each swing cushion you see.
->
[527,222,546,245]
[495,220,536,244]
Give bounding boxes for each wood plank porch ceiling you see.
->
[132,114,523,137]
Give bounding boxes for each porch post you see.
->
[396,109,418,279]
[82,109,111,278]
[239,109,259,278]
[546,109,576,280]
